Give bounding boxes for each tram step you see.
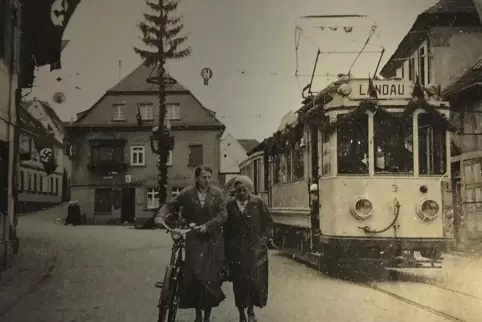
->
[155,281,163,288]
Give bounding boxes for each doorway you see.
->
[121,188,136,223]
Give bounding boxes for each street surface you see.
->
[0,206,481,321]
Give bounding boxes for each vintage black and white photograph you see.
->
[1,0,482,321]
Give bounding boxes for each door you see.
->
[121,188,136,223]
[94,188,112,214]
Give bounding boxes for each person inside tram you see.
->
[375,136,413,173]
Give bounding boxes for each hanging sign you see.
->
[349,79,413,100]
[201,68,213,86]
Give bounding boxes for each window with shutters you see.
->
[188,145,203,167]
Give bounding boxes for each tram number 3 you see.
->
[392,185,398,193]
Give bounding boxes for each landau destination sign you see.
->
[350,80,414,100]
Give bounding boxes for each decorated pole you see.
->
[135,0,191,207]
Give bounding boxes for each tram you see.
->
[239,76,455,270]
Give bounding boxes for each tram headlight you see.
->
[351,198,373,220]
[417,199,440,221]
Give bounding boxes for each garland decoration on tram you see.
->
[401,98,456,132]
[318,99,392,134]
[263,94,456,157]
[265,121,304,156]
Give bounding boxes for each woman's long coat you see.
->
[65,203,81,225]
[224,194,273,308]
[158,185,227,309]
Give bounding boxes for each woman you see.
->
[224,175,273,322]
[155,166,227,322]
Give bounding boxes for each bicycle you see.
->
[155,220,198,322]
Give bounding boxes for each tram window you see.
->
[374,113,413,174]
[283,146,292,183]
[418,113,446,175]
[322,131,331,176]
[337,114,369,175]
[273,154,281,184]
[292,141,304,181]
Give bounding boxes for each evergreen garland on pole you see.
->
[134,0,191,206]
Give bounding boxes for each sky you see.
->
[28,0,440,141]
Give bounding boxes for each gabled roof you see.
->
[237,139,259,152]
[18,104,48,136]
[443,56,482,98]
[108,62,188,93]
[24,100,65,131]
[380,0,481,77]
[425,0,477,14]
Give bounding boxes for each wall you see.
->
[0,62,11,143]
[451,100,482,154]
[430,27,482,90]
[71,129,221,188]
[220,134,247,174]
[79,92,221,128]
[69,128,222,218]
[271,181,308,209]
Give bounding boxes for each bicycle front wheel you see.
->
[167,268,182,322]
[157,265,174,322]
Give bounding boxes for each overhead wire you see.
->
[292,14,386,97]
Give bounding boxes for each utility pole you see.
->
[135,0,191,206]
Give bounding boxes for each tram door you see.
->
[309,125,321,249]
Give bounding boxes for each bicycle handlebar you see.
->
[155,218,198,239]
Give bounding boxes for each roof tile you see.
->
[237,139,260,152]
[108,62,188,92]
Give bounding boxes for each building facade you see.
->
[220,133,258,186]
[0,0,21,267]
[67,63,225,224]
[443,58,482,244]
[380,0,482,247]
[16,101,68,213]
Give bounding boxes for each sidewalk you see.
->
[397,253,482,299]
[0,237,57,316]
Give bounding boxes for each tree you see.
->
[134,0,191,206]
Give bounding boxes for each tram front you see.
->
[317,79,454,267]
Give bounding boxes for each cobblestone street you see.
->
[0,206,480,322]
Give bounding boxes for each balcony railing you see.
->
[87,160,128,174]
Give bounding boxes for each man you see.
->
[224,175,273,322]
[154,166,227,322]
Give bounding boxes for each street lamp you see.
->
[150,119,175,156]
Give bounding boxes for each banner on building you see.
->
[20,0,81,88]
[34,133,58,176]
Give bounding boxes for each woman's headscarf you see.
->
[234,175,254,192]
